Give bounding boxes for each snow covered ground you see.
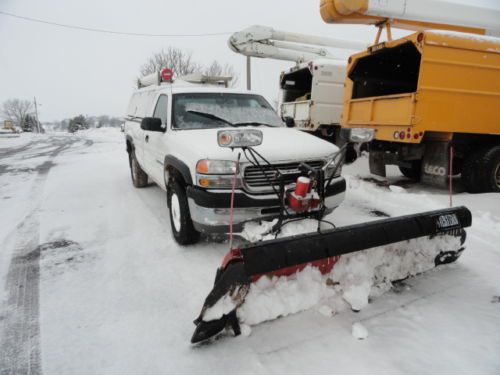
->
[0,129,499,374]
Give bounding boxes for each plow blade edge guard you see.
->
[192,206,472,344]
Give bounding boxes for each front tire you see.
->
[129,151,148,188]
[167,180,200,245]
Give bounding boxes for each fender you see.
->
[125,135,134,153]
[164,155,193,185]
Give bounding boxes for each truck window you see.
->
[126,93,139,117]
[280,68,312,103]
[171,93,283,130]
[153,94,169,125]
[349,42,421,99]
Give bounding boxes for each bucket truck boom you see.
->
[228,26,367,150]
[320,0,500,37]
[228,25,365,63]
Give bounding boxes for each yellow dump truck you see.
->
[342,30,500,192]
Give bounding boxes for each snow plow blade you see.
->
[191,206,472,344]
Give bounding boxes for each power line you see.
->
[0,10,233,37]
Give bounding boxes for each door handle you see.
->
[145,135,149,143]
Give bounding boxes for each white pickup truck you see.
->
[125,70,346,245]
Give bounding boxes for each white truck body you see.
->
[280,59,346,132]
[125,76,346,235]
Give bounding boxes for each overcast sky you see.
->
[0,0,497,121]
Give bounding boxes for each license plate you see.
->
[436,213,460,230]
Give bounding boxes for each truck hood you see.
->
[169,127,339,163]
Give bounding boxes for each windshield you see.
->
[172,93,283,129]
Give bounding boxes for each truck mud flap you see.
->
[369,149,387,177]
[421,141,450,187]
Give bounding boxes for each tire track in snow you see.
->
[0,141,36,159]
[0,213,42,375]
[0,136,81,375]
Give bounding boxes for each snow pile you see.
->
[241,218,325,242]
[352,322,368,340]
[240,219,277,242]
[238,265,338,325]
[318,305,334,317]
[213,219,462,328]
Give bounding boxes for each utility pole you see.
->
[33,96,41,133]
[246,56,251,91]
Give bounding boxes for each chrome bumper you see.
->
[187,178,346,233]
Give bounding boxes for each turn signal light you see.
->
[198,178,210,187]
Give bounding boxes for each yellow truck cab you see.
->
[342,30,500,192]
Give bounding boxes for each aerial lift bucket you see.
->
[191,206,472,344]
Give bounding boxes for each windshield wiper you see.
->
[186,111,275,128]
[232,122,274,127]
[186,110,234,126]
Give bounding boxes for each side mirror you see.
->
[141,117,164,132]
[283,117,295,128]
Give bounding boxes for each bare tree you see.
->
[140,47,201,78]
[204,60,239,87]
[1,99,34,128]
[139,47,239,86]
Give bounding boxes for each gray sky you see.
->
[0,0,494,121]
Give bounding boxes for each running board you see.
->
[191,206,472,344]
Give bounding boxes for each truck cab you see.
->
[125,70,346,244]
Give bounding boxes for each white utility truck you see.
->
[229,25,365,153]
[124,69,347,244]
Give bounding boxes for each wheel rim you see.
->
[495,162,500,188]
[171,192,181,232]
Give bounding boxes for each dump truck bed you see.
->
[343,31,500,143]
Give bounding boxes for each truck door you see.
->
[143,94,169,188]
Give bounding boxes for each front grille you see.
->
[243,160,324,190]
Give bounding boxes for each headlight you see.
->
[324,153,342,178]
[218,129,263,148]
[196,159,236,175]
[341,128,375,143]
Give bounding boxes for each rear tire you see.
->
[399,161,421,181]
[129,151,148,188]
[462,146,500,193]
[167,180,200,245]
